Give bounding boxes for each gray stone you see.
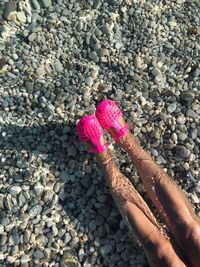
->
[0,225,4,235]
[0,233,7,245]
[80,175,91,188]
[21,254,31,264]
[100,244,112,257]
[16,11,26,23]
[134,56,142,69]
[167,102,177,113]
[28,33,37,42]
[186,109,197,119]
[174,146,190,160]
[64,233,71,244]
[3,1,16,20]
[98,206,110,218]
[34,249,44,259]
[85,77,93,87]
[9,186,22,196]
[41,0,52,8]
[29,205,42,218]
[89,51,99,62]
[33,182,44,196]
[178,133,187,141]
[89,220,96,231]
[180,91,194,105]
[32,0,40,10]
[152,68,162,76]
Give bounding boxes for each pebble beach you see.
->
[0,0,199,266]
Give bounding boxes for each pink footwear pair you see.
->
[76,100,129,153]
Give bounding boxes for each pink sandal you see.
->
[95,99,129,142]
[76,115,108,153]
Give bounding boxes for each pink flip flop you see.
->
[95,99,129,142]
[76,115,108,153]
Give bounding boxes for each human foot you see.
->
[95,99,129,142]
[76,115,108,153]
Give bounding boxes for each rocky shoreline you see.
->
[0,0,199,266]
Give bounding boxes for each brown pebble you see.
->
[0,58,6,69]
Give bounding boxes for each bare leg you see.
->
[95,149,187,267]
[117,126,200,267]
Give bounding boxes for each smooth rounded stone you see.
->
[98,48,109,57]
[23,230,31,243]
[16,11,26,23]
[12,53,18,60]
[3,1,16,20]
[52,225,58,237]
[0,233,7,245]
[96,195,107,203]
[0,194,4,209]
[41,0,52,7]
[167,102,177,113]
[85,77,93,87]
[0,252,4,260]
[88,51,99,62]
[9,186,22,196]
[100,244,112,257]
[152,67,162,76]
[36,65,46,77]
[43,190,54,202]
[28,33,37,42]
[78,248,85,262]
[64,233,71,244]
[32,0,40,10]
[0,58,6,69]
[191,128,198,139]
[0,225,4,234]
[20,254,31,264]
[34,249,44,259]
[33,182,44,196]
[29,205,42,218]
[54,61,63,73]
[98,206,110,218]
[89,220,96,231]
[186,109,197,119]
[134,56,142,69]
[178,133,187,141]
[80,175,92,188]
[61,252,79,267]
[7,256,15,263]
[180,91,194,105]
[174,146,190,160]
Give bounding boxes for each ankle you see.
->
[118,132,137,152]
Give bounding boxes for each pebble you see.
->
[3,1,16,20]
[167,102,177,113]
[89,220,96,231]
[28,33,37,42]
[29,205,42,218]
[180,91,194,105]
[174,146,190,160]
[178,133,187,141]
[152,68,162,76]
[9,186,22,196]
[41,0,52,8]
[64,233,71,244]
[186,109,197,119]
[100,244,112,257]
[134,56,142,69]
[33,182,44,196]
[20,255,31,264]
[16,11,26,23]
[34,249,44,259]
